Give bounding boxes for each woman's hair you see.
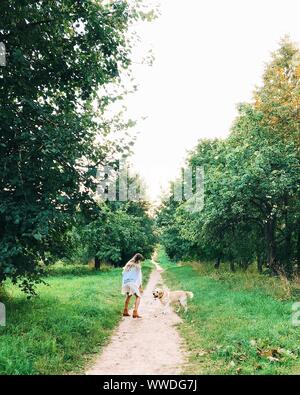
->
[123,253,145,272]
[132,253,144,263]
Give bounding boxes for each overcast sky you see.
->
[125,0,300,201]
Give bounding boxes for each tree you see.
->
[67,200,156,267]
[0,1,148,293]
[230,105,300,274]
[254,36,300,147]
[157,39,300,276]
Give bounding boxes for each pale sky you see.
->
[125,0,300,202]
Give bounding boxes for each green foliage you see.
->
[66,201,156,266]
[155,244,175,268]
[157,38,300,275]
[156,196,194,261]
[0,1,151,293]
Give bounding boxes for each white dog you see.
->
[153,288,194,314]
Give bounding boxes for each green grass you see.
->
[157,247,300,375]
[0,260,152,375]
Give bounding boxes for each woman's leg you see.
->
[123,294,131,316]
[133,295,142,318]
[134,296,141,311]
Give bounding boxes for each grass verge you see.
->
[157,247,300,375]
[0,260,152,375]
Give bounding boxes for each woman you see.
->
[121,253,145,318]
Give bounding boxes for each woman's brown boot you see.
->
[123,308,130,317]
[132,310,142,319]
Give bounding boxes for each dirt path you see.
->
[86,261,186,375]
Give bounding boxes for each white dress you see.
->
[121,265,142,297]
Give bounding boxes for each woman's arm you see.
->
[137,268,143,293]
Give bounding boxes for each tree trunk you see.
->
[214,257,221,269]
[284,230,292,277]
[95,256,101,270]
[230,261,235,272]
[283,197,292,277]
[257,255,263,274]
[296,219,300,274]
[264,217,277,274]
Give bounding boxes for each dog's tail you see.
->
[186,291,194,299]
